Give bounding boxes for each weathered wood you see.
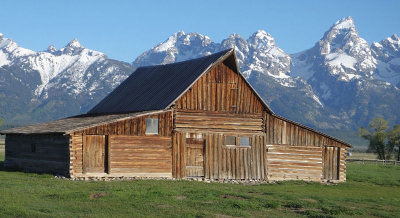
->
[4,134,70,176]
[266,145,323,181]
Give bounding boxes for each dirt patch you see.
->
[220,194,246,200]
[154,204,173,208]
[302,198,318,203]
[173,195,186,200]
[215,214,233,218]
[90,192,107,199]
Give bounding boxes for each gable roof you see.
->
[88,49,272,114]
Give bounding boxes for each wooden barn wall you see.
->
[173,132,266,180]
[265,114,348,181]
[265,113,348,148]
[266,145,323,181]
[175,110,264,133]
[5,134,70,176]
[109,135,172,177]
[69,111,172,177]
[176,62,264,114]
[75,111,172,136]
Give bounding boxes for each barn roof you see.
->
[0,110,166,134]
[88,49,272,114]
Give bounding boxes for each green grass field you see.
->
[0,150,399,217]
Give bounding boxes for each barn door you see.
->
[323,147,340,180]
[83,135,106,173]
[185,138,205,177]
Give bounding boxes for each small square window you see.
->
[145,118,159,134]
[239,137,250,146]
[226,136,236,146]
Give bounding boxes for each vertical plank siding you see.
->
[172,132,266,180]
[176,62,264,114]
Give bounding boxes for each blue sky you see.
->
[1,0,399,62]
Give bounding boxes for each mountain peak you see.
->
[249,30,276,47]
[47,44,56,52]
[66,38,82,48]
[390,33,400,42]
[333,16,355,30]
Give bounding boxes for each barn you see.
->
[0,49,350,182]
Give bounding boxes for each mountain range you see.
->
[1,17,399,144]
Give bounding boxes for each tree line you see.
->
[358,118,400,161]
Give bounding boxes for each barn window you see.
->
[31,143,36,153]
[145,118,159,134]
[239,137,250,146]
[226,136,236,146]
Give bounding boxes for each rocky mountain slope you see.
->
[132,17,400,130]
[0,16,399,134]
[0,34,134,125]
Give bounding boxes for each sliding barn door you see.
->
[83,135,106,173]
[185,138,205,177]
[323,147,340,180]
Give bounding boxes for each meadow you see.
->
[0,148,399,217]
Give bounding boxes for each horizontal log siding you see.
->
[265,113,348,182]
[70,133,83,176]
[108,135,172,177]
[176,62,264,114]
[266,145,323,181]
[339,147,347,181]
[5,134,70,176]
[173,132,265,180]
[175,110,263,133]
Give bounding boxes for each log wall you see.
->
[109,135,172,177]
[266,145,323,181]
[175,110,263,133]
[265,114,348,182]
[69,111,173,177]
[5,134,70,175]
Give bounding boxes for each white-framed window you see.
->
[145,118,159,134]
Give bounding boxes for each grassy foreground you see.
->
[0,151,399,217]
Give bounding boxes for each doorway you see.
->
[83,135,107,173]
[185,138,205,177]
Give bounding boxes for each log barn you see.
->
[1,49,351,182]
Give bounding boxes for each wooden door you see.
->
[323,147,340,180]
[83,135,106,173]
[185,138,205,177]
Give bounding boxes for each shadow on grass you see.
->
[0,160,23,173]
[0,160,54,178]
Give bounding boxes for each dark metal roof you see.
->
[0,110,166,134]
[89,49,235,114]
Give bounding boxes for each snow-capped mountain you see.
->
[132,17,400,130]
[0,34,134,125]
[371,34,400,86]
[1,16,399,134]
